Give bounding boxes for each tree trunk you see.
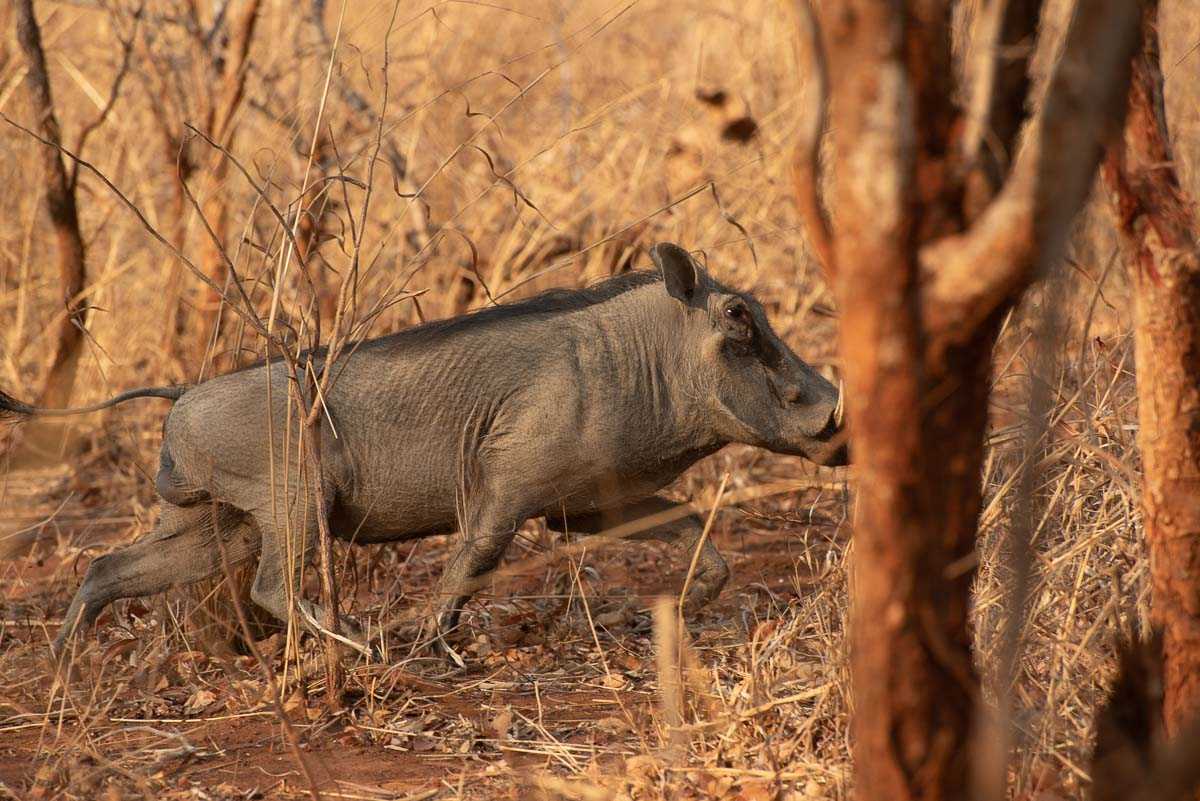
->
[797,0,1139,797]
[814,4,974,796]
[1102,0,1200,738]
[15,0,88,410]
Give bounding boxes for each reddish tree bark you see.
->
[796,1,1139,798]
[15,0,88,409]
[1102,0,1200,739]
[815,5,971,795]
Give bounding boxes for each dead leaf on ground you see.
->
[183,687,220,715]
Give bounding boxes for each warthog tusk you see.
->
[834,379,845,428]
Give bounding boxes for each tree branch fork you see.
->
[793,0,1140,363]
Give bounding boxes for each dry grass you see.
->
[0,0,1197,798]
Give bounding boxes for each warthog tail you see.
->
[0,385,188,422]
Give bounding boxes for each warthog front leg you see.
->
[546,494,731,615]
[53,502,259,658]
[426,499,528,657]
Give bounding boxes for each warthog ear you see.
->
[650,242,699,303]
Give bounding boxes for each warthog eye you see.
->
[720,303,756,358]
[722,303,754,347]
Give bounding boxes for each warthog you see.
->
[1,243,846,658]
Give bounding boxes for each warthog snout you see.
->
[772,370,849,467]
[804,405,850,467]
[646,240,849,469]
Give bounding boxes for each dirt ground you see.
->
[1,438,853,800]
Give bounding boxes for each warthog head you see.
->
[651,243,847,466]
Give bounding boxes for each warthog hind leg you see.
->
[53,502,259,657]
[546,495,731,615]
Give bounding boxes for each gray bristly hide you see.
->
[3,242,846,659]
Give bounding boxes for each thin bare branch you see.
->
[962,0,1044,218]
[210,503,323,801]
[920,0,1140,360]
[791,0,834,281]
[71,3,143,188]
[208,0,262,143]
